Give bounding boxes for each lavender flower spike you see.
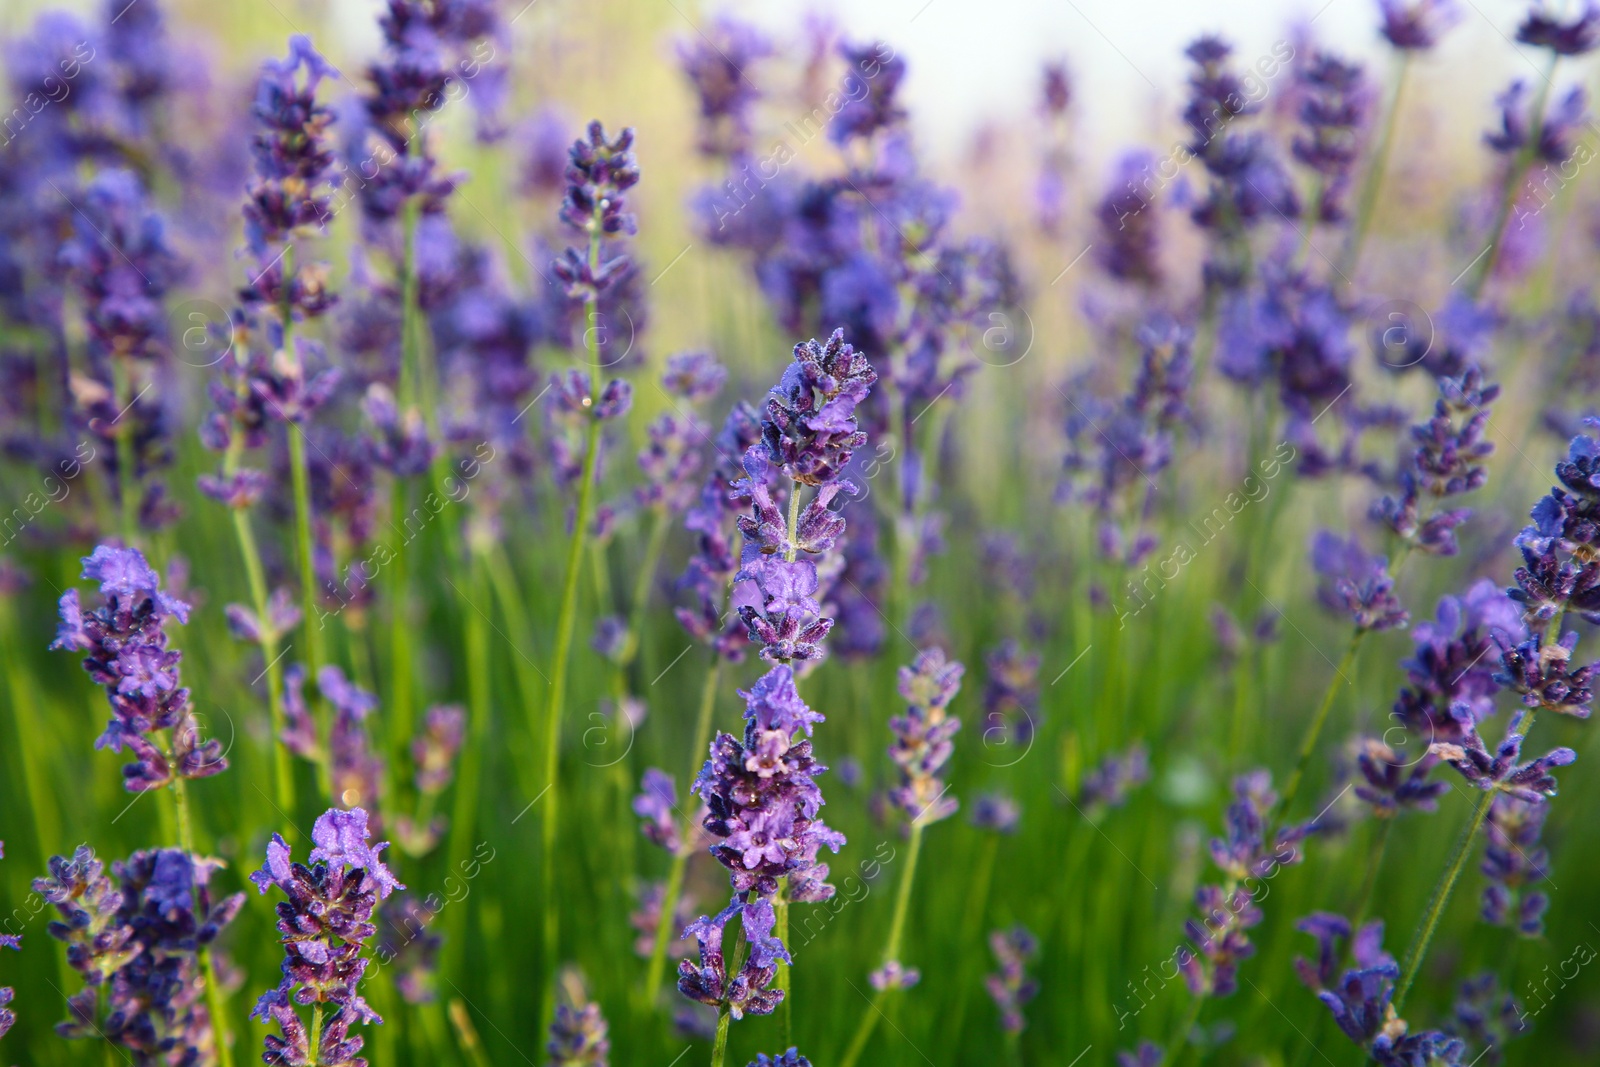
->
[252,808,403,1067]
[887,648,964,826]
[52,545,224,791]
[985,925,1040,1033]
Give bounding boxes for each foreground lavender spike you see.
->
[52,545,225,790]
[547,967,610,1066]
[37,844,244,1062]
[251,808,402,1067]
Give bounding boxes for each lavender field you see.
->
[2,0,1600,1064]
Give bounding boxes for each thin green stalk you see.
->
[0,604,63,863]
[643,658,722,1004]
[443,552,492,981]
[625,506,670,680]
[111,356,139,545]
[1472,55,1559,298]
[839,821,925,1067]
[1394,785,1498,1013]
[543,212,610,973]
[388,479,414,777]
[1165,993,1205,1066]
[169,775,234,1067]
[1352,817,1395,929]
[1273,629,1365,823]
[223,439,297,831]
[449,999,494,1067]
[309,1004,324,1067]
[775,881,791,1050]
[709,1003,732,1067]
[1338,53,1411,284]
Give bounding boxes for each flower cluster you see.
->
[984,925,1039,1033]
[52,545,225,791]
[677,895,791,1020]
[1380,0,1461,50]
[1079,743,1151,811]
[1480,794,1552,936]
[1292,52,1368,223]
[676,17,772,159]
[546,968,611,1066]
[1309,532,1408,633]
[251,807,402,1067]
[982,639,1042,744]
[886,647,964,825]
[1390,580,1523,745]
[37,845,244,1062]
[1181,772,1320,998]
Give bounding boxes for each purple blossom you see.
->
[887,648,964,825]
[547,969,610,1065]
[1380,1,1461,49]
[1292,52,1369,223]
[1310,531,1408,632]
[677,17,772,159]
[1481,794,1552,936]
[677,897,790,1020]
[52,546,224,790]
[1392,580,1524,744]
[375,896,441,1005]
[1430,709,1577,801]
[1518,3,1600,55]
[970,793,1022,834]
[411,704,464,794]
[1495,629,1594,717]
[1485,82,1590,165]
[984,926,1039,1033]
[829,41,906,144]
[634,768,683,854]
[251,808,403,1065]
[746,1051,812,1067]
[1354,737,1448,816]
[1079,743,1151,810]
[759,329,878,487]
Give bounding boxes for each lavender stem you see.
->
[1273,629,1364,822]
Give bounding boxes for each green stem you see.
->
[1338,53,1411,285]
[223,439,297,833]
[1394,785,1498,1013]
[388,479,414,780]
[776,881,791,1050]
[1352,817,1395,929]
[840,821,925,1067]
[309,1004,324,1067]
[1274,629,1365,823]
[625,506,670,679]
[111,355,139,545]
[543,205,612,1022]
[709,1003,732,1067]
[644,658,722,1004]
[170,775,234,1067]
[1166,993,1205,1066]
[443,551,492,980]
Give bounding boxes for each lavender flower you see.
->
[1354,737,1447,816]
[1454,973,1528,1065]
[1485,82,1590,165]
[982,640,1041,744]
[1429,708,1576,801]
[747,1051,811,1067]
[1392,580,1524,744]
[829,41,906,144]
[251,808,402,1067]
[411,704,464,794]
[984,926,1039,1033]
[1079,743,1151,810]
[1481,794,1552,935]
[757,329,877,488]
[969,793,1022,834]
[1310,532,1408,632]
[1093,151,1163,287]
[1517,3,1600,55]
[37,845,244,1060]
[887,648,964,825]
[634,768,684,854]
[1117,1042,1164,1067]
[52,545,224,790]
[632,882,696,959]
[375,896,441,1004]
[677,17,773,159]
[547,968,610,1066]
[677,896,790,1020]
[1380,0,1461,49]
[694,665,842,900]
[1293,52,1368,223]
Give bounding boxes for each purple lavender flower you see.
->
[1293,52,1368,223]
[887,648,964,825]
[1117,1042,1164,1067]
[677,17,772,159]
[634,768,684,854]
[829,41,906,144]
[969,793,1022,834]
[632,881,696,960]
[982,640,1041,745]
[52,545,224,790]
[1093,151,1163,286]
[1380,0,1461,49]
[1354,737,1448,816]
[1495,629,1594,717]
[1310,532,1408,632]
[693,665,843,900]
[375,896,442,1004]
[984,926,1039,1033]
[1430,708,1576,801]
[868,960,921,991]
[758,329,878,487]
[1485,82,1590,165]
[1391,580,1524,744]
[37,845,243,1059]
[747,1051,812,1067]
[412,704,464,794]
[677,896,790,1020]
[1454,973,1528,1064]
[251,808,402,1066]
[547,969,610,1066]
[1079,743,1152,810]
[1481,794,1552,936]
[1518,3,1600,55]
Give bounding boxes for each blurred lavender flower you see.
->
[1481,794,1552,936]
[1380,0,1461,49]
[970,793,1021,834]
[376,896,442,1004]
[1391,580,1523,744]
[1372,367,1498,556]
[1485,82,1590,164]
[52,545,225,790]
[634,768,683,854]
[1354,737,1447,816]
[677,17,773,159]
[677,400,764,661]
[1117,1042,1164,1067]
[1292,52,1369,223]
[251,808,401,1066]
[547,968,610,1066]
[746,1051,812,1067]
[1310,532,1408,632]
[631,881,696,959]
[411,704,464,794]
[1079,744,1151,810]
[982,640,1041,744]
[985,925,1039,1033]
[1517,3,1600,55]
[887,648,964,825]
[829,41,906,144]
[1454,973,1528,1064]
[1093,151,1163,287]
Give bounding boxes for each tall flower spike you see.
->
[546,968,610,1066]
[886,647,964,826]
[985,926,1039,1033]
[251,807,403,1067]
[52,545,224,790]
[1480,794,1552,936]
